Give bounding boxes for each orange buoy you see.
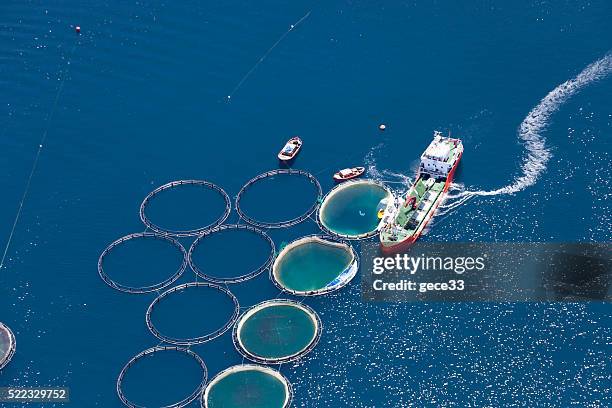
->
[75,26,81,34]
[379,124,386,131]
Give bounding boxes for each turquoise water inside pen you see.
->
[319,182,390,237]
[0,1,611,406]
[274,239,353,292]
[206,368,288,408]
[238,304,317,360]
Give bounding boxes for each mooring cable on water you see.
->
[226,9,312,100]
[0,40,79,270]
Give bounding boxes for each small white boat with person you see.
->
[333,167,366,182]
[277,137,303,161]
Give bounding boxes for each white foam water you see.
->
[439,53,612,215]
[364,142,413,193]
[468,54,611,196]
[365,54,612,218]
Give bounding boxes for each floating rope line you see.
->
[116,346,207,408]
[98,232,187,294]
[226,10,312,101]
[139,180,231,237]
[188,224,275,284]
[145,282,240,346]
[201,364,293,408]
[270,234,359,296]
[232,299,322,365]
[235,169,322,228]
[0,322,16,370]
[0,42,78,271]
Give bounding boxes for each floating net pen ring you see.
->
[235,169,322,228]
[145,282,240,346]
[270,234,359,296]
[139,180,231,237]
[98,232,187,294]
[188,224,276,284]
[116,346,207,408]
[316,179,393,240]
[0,322,16,370]
[232,299,322,364]
[201,364,293,408]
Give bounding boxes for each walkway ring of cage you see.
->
[232,299,322,364]
[116,345,207,408]
[201,364,293,408]
[0,322,16,370]
[146,282,240,346]
[235,169,323,228]
[140,180,231,237]
[316,179,393,240]
[188,224,276,284]
[98,232,187,294]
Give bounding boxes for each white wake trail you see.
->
[365,142,414,192]
[366,54,612,217]
[459,53,612,199]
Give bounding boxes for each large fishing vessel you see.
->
[379,131,463,253]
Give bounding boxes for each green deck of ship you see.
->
[380,178,445,243]
[380,137,458,244]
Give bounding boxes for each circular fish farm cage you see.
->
[140,180,231,237]
[117,346,207,408]
[271,235,359,296]
[232,300,322,364]
[317,179,393,239]
[188,224,275,284]
[235,169,322,228]
[146,282,240,345]
[202,364,292,408]
[0,322,16,370]
[98,232,187,294]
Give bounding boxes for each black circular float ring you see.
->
[235,169,322,228]
[188,224,276,284]
[140,180,231,237]
[145,282,240,346]
[98,232,187,294]
[116,346,207,408]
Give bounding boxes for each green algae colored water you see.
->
[274,238,354,293]
[238,303,317,360]
[319,181,390,237]
[206,367,288,408]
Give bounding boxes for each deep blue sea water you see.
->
[0,1,610,407]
